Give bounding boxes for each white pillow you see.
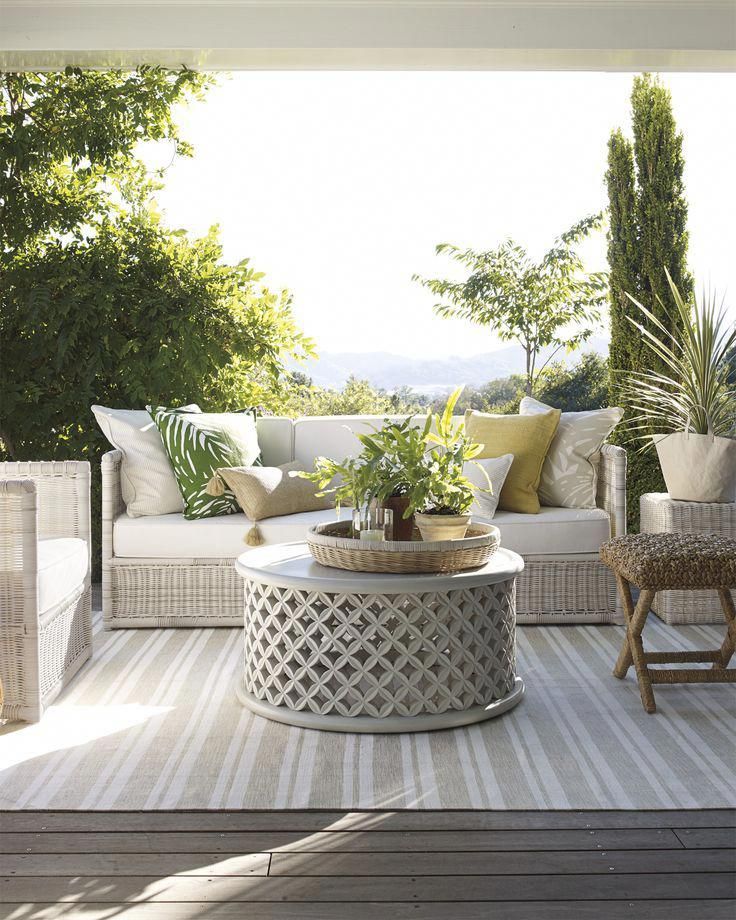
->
[519,397,623,509]
[463,454,514,519]
[92,405,200,517]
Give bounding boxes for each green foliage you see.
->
[2,214,311,461]
[606,73,694,528]
[423,355,608,416]
[621,273,735,442]
[0,67,313,462]
[0,68,208,251]
[414,216,608,396]
[356,418,432,504]
[278,374,422,417]
[534,353,610,412]
[405,387,486,516]
[304,455,381,514]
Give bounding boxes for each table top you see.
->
[235,542,524,594]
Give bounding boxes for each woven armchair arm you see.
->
[0,461,90,544]
[597,443,627,537]
[0,479,39,626]
[101,450,124,565]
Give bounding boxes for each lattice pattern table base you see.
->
[239,573,523,733]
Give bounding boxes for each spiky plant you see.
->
[620,270,736,447]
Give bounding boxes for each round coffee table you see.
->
[235,543,524,732]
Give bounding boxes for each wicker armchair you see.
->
[0,461,92,721]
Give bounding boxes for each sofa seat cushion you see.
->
[477,506,611,556]
[37,538,88,613]
[113,505,611,559]
[113,508,352,558]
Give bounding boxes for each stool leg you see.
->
[613,575,636,679]
[715,589,736,670]
[619,588,657,714]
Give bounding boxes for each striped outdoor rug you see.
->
[0,608,733,810]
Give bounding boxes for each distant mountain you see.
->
[289,338,609,392]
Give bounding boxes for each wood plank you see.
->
[1,872,733,903]
[0,852,270,877]
[0,828,683,854]
[4,847,729,879]
[2,809,733,833]
[269,847,736,877]
[674,828,736,849]
[3,901,735,920]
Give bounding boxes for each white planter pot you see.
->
[654,432,736,503]
[415,512,471,542]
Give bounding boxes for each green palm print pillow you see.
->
[149,407,261,520]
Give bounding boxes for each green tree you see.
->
[0,68,313,570]
[535,353,609,412]
[0,67,313,462]
[606,73,693,528]
[413,215,608,397]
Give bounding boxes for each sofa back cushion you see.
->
[256,417,294,466]
[293,415,430,470]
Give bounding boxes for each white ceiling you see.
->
[0,0,734,70]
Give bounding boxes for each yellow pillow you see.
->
[464,409,561,513]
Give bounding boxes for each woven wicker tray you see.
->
[307,520,500,574]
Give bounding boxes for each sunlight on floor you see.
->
[0,705,172,770]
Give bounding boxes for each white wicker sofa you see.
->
[102,415,627,629]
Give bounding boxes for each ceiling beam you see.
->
[1,1,734,71]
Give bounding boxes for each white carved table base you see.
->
[235,545,524,733]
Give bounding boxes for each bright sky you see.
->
[147,72,736,358]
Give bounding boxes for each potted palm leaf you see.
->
[621,270,736,502]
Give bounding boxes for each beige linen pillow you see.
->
[519,397,624,508]
[210,462,330,521]
[92,404,200,517]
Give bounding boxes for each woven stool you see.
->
[600,532,736,713]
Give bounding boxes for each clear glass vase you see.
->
[352,506,393,542]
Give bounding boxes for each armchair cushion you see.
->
[37,537,88,614]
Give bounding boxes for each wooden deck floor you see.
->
[1,809,734,919]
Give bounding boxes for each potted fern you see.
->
[621,270,736,502]
[355,417,428,540]
[405,387,488,541]
[304,388,490,542]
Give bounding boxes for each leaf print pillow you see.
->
[519,397,623,509]
[149,407,261,519]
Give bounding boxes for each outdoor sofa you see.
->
[102,415,627,629]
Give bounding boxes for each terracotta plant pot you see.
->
[415,512,471,543]
[381,495,415,541]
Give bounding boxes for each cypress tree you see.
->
[606,74,692,530]
[606,129,639,405]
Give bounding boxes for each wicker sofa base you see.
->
[103,556,617,628]
[516,557,618,624]
[104,560,243,628]
[1,585,92,722]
